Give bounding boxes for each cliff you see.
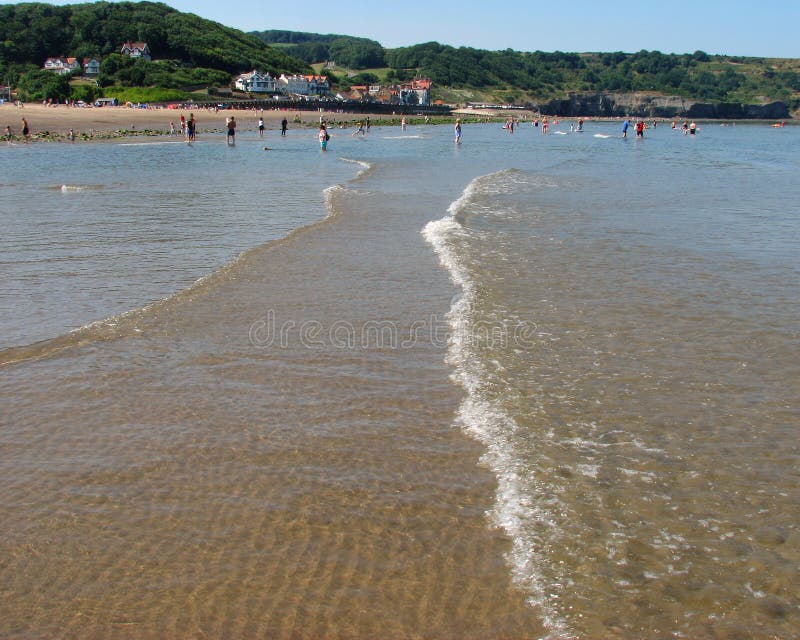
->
[539,92,789,119]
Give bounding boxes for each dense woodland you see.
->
[250,30,386,69]
[1,1,798,112]
[253,33,800,109]
[0,1,308,100]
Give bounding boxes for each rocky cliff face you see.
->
[538,92,789,119]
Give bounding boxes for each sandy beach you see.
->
[2,102,712,142]
[0,102,384,141]
[0,103,569,142]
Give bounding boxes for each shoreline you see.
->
[3,102,791,144]
[0,103,432,143]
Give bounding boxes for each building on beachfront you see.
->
[277,74,307,96]
[120,42,151,61]
[43,57,81,75]
[341,78,432,106]
[397,78,431,106]
[234,70,276,93]
[83,58,101,76]
[276,74,330,97]
[374,87,394,103]
[306,75,330,96]
[347,85,368,101]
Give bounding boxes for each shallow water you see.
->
[1,121,798,638]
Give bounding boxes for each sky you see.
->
[7,0,799,58]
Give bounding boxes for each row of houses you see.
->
[43,42,151,76]
[234,71,331,97]
[43,56,100,76]
[235,71,432,106]
[345,78,432,106]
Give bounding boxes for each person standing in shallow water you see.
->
[318,123,329,150]
[454,118,462,144]
[281,117,288,136]
[21,117,30,142]
[227,115,237,145]
[186,113,196,142]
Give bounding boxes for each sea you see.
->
[1,119,798,639]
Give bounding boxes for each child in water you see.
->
[318,123,329,150]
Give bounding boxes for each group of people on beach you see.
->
[164,112,290,144]
[12,107,770,148]
[4,117,30,142]
[176,113,197,141]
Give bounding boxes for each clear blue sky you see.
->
[9,0,800,58]
[169,0,798,57]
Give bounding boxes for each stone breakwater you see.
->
[538,92,790,119]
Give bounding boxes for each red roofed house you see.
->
[43,56,81,75]
[120,42,151,61]
[305,75,330,96]
[277,74,330,96]
[397,78,432,106]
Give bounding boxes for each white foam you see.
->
[118,141,189,146]
[576,463,599,478]
[338,157,372,177]
[422,172,572,637]
[593,134,612,139]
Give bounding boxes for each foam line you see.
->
[422,171,572,638]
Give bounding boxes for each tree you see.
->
[349,72,379,85]
[16,69,71,101]
[70,82,100,102]
[328,38,384,68]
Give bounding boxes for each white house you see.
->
[235,70,276,93]
[83,58,101,76]
[120,42,151,61]
[392,78,431,106]
[277,74,309,95]
[277,74,330,96]
[43,57,81,75]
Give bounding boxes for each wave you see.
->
[1,158,372,367]
[422,170,572,638]
[338,157,374,179]
[118,141,189,147]
[53,184,105,192]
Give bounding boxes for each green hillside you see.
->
[253,31,800,111]
[2,4,798,113]
[0,1,310,96]
[250,30,385,68]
